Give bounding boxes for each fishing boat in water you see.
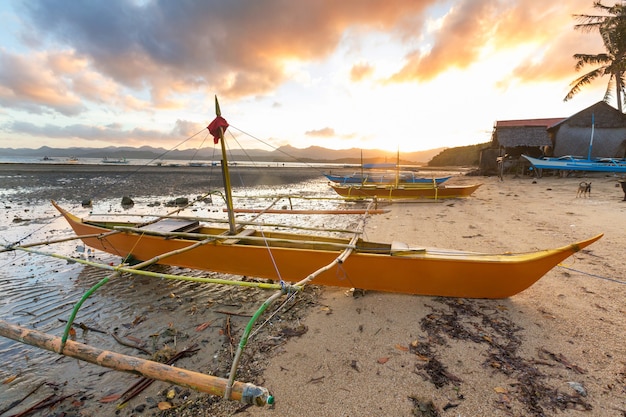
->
[329,182,482,200]
[101,156,129,164]
[51,97,601,299]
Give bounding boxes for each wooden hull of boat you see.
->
[52,202,602,299]
[329,183,482,199]
[324,174,451,184]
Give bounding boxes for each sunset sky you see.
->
[0,0,617,153]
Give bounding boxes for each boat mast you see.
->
[395,147,400,187]
[360,149,364,184]
[587,113,595,161]
[214,96,237,234]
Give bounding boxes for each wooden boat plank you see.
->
[139,218,200,233]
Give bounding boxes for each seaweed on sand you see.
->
[418,298,592,416]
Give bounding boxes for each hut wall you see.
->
[553,125,626,158]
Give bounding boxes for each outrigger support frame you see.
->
[0,320,272,406]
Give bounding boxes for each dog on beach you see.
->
[577,181,591,197]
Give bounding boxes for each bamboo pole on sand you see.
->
[0,320,272,406]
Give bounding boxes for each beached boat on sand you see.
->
[329,182,482,200]
[522,154,626,173]
[324,172,451,185]
[52,201,602,298]
[522,114,626,174]
[51,97,601,299]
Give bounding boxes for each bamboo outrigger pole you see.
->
[0,320,273,406]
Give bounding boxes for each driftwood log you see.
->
[0,320,272,406]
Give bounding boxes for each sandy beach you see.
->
[246,174,626,417]
[1,165,625,416]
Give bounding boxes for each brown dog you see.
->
[577,181,591,197]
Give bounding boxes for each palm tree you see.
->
[564,1,626,112]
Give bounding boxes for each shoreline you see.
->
[1,172,625,416]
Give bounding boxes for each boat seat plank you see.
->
[221,228,256,245]
[391,241,426,255]
[139,219,200,234]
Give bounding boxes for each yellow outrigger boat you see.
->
[50,97,602,299]
[51,201,602,298]
[329,182,482,200]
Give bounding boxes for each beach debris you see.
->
[538,348,586,374]
[278,324,307,338]
[346,287,366,297]
[2,374,18,384]
[307,376,325,384]
[158,401,173,410]
[0,381,44,415]
[110,331,151,355]
[112,345,199,406]
[165,197,189,207]
[57,318,107,334]
[195,319,216,332]
[350,359,361,372]
[567,381,587,396]
[81,199,92,207]
[442,401,460,411]
[121,195,134,207]
[5,391,78,416]
[408,396,441,417]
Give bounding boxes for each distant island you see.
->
[0,144,446,165]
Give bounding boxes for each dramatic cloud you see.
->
[388,0,596,84]
[0,48,152,116]
[0,49,84,115]
[5,119,184,146]
[1,0,614,150]
[16,0,436,105]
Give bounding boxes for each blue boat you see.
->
[324,172,452,185]
[522,113,626,173]
[522,155,626,173]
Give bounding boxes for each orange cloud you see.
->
[305,127,336,137]
[350,62,375,81]
[388,0,598,84]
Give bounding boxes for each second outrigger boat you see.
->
[53,97,602,299]
[324,172,451,185]
[329,182,482,200]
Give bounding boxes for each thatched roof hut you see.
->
[491,117,565,153]
[548,101,626,158]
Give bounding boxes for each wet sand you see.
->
[1,165,625,416]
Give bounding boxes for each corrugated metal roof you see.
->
[496,118,566,128]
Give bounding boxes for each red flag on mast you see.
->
[207,116,229,144]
